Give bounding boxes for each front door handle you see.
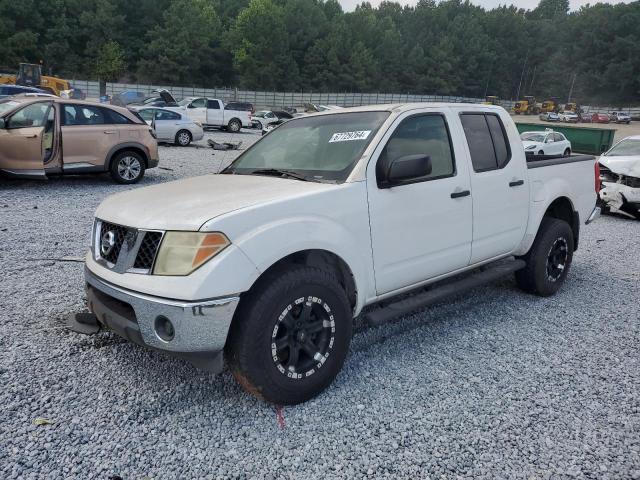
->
[24,134,38,139]
[104,130,117,134]
[451,190,471,199]
[509,180,525,187]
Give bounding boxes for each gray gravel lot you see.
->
[1,129,639,479]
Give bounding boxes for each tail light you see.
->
[594,161,601,193]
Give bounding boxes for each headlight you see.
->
[525,145,536,150]
[153,232,230,276]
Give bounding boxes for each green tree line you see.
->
[1,0,638,103]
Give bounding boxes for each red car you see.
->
[591,113,610,123]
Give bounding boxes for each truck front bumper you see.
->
[84,267,239,372]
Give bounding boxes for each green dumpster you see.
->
[515,122,616,155]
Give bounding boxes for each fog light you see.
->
[154,316,175,342]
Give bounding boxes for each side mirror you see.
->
[384,154,432,187]
[187,103,196,109]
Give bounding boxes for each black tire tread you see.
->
[516,217,574,296]
[109,150,145,184]
[225,265,352,405]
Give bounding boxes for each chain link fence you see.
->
[66,79,640,118]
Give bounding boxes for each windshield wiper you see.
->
[249,168,309,182]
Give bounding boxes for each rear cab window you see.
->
[460,112,511,172]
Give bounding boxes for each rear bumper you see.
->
[148,157,159,168]
[84,267,239,372]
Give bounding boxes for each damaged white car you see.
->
[599,135,640,219]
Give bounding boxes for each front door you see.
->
[186,98,207,124]
[0,101,51,177]
[367,109,473,295]
[457,110,529,264]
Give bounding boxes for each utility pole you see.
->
[567,73,577,103]
[516,48,529,100]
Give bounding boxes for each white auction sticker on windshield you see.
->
[329,130,371,143]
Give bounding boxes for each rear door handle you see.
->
[451,190,471,199]
[104,130,117,134]
[24,134,38,139]
[509,180,525,187]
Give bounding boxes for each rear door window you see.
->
[105,109,133,124]
[460,113,511,171]
[156,110,181,120]
[62,105,107,126]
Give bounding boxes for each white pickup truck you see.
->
[84,103,600,404]
[172,97,251,132]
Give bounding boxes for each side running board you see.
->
[364,259,526,327]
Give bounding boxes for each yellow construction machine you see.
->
[513,96,540,115]
[0,63,70,96]
[483,96,501,106]
[540,97,560,113]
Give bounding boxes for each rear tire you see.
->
[564,148,571,156]
[225,266,352,405]
[109,151,145,184]
[516,217,574,296]
[228,119,241,133]
[175,129,192,146]
[538,150,544,155]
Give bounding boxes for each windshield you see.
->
[253,111,267,118]
[178,98,192,106]
[521,133,545,142]
[0,100,21,115]
[605,139,640,157]
[225,111,390,182]
[142,97,160,105]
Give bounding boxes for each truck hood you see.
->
[599,155,640,177]
[95,174,335,230]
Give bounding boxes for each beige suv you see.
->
[0,95,158,183]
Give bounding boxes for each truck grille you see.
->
[95,220,164,274]
[133,231,163,269]
[99,221,131,264]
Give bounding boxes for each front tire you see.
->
[564,148,571,156]
[175,129,192,146]
[226,266,353,405]
[516,217,574,296]
[109,151,145,184]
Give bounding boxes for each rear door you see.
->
[367,108,473,294]
[206,99,223,126]
[458,110,529,264]
[61,104,117,169]
[0,101,51,177]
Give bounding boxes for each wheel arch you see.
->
[542,196,580,251]
[106,143,150,169]
[242,249,358,314]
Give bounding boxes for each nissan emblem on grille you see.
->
[100,230,116,256]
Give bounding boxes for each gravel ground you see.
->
[1,130,639,479]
